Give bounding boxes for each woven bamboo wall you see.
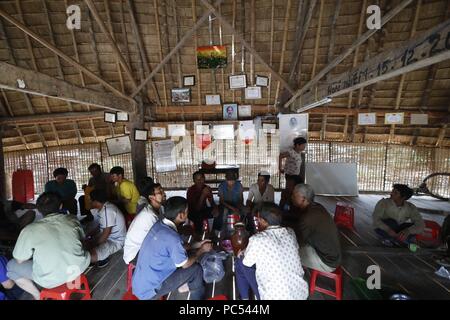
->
[3,132,449,199]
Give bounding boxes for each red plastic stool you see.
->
[334,203,355,230]
[40,274,91,300]
[207,294,228,300]
[122,263,139,300]
[122,263,168,300]
[309,266,343,300]
[416,220,441,243]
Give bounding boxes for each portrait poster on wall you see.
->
[278,114,308,153]
[223,103,238,120]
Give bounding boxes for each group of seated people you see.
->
[0,159,431,300]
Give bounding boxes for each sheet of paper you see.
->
[239,121,256,142]
[410,114,428,125]
[152,140,177,173]
[213,124,235,140]
[168,124,186,137]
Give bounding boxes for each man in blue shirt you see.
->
[132,196,212,300]
[1,256,23,300]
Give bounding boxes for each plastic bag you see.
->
[435,266,450,280]
[199,250,228,283]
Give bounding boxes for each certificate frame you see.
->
[104,111,116,123]
[116,112,129,122]
[255,75,269,87]
[245,86,262,99]
[229,74,247,89]
[105,135,132,156]
[183,75,195,87]
[134,129,148,141]
[385,112,405,125]
[205,94,221,105]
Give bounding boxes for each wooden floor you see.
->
[6,193,447,300]
[78,193,450,300]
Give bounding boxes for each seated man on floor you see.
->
[1,255,23,300]
[216,171,244,234]
[291,184,342,273]
[187,171,218,236]
[79,163,112,222]
[87,189,127,268]
[123,182,166,265]
[235,202,309,300]
[246,171,275,210]
[136,176,155,214]
[6,192,90,300]
[45,167,78,215]
[110,166,140,225]
[132,196,212,300]
[1,200,43,233]
[373,184,425,248]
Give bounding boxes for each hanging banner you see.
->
[278,114,308,153]
[152,140,177,173]
[194,122,212,150]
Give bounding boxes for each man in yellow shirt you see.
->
[110,166,140,225]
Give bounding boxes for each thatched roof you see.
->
[0,0,449,152]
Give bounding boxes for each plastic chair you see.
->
[416,220,441,243]
[309,266,343,300]
[40,274,91,300]
[334,203,355,230]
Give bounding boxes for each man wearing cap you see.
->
[246,171,275,210]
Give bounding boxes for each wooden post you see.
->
[0,125,6,201]
[129,97,147,183]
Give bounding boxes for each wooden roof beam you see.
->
[126,0,161,106]
[0,7,133,102]
[0,111,104,126]
[390,0,422,143]
[295,18,450,112]
[42,0,83,145]
[85,0,137,90]
[285,0,414,109]
[0,62,134,113]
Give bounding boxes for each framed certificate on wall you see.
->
[229,74,247,89]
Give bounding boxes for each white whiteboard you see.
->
[305,162,358,196]
[105,135,132,156]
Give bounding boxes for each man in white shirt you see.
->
[373,184,424,249]
[136,177,155,214]
[123,183,166,264]
[87,189,126,268]
[246,171,275,209]
[235,202,309,300]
